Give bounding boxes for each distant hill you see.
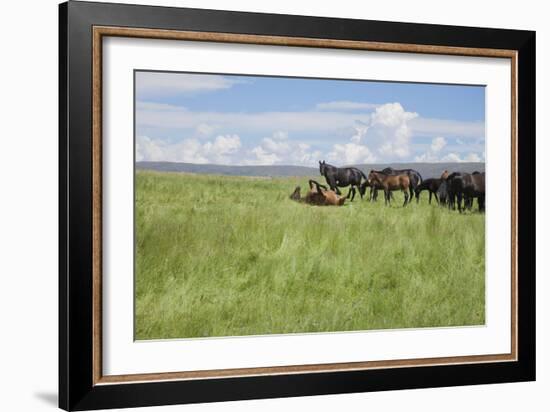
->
[136,161,485,179]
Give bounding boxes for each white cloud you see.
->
[136,134,241,164]
[136,135,166,162]
[136,72,242,98]
[415,137,482,163]
[136,102,370,133]
[135,100,484,165]
[136,101,188,112]
[136,100,482,144]
[201,135,242,163]
[414,137,447,162]
[440,153,462,162]
[441,152,482,163]
[431,136,447,152]
[464,152,482,162]
[316,101,379,111]
[195,123,217,138]
[245,147,281,165]
[410,117,484,139]
[246,131,321,166]
[350,125,369,143]
[361,103,418,160]
[327,142,376,164]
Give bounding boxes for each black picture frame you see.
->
[59,1,536,410]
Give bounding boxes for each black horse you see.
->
[437,179,449,207]
[319,161,366,201]
[415,178,443,204]
[446,172,485,212]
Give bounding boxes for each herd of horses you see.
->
[290,160,485,212]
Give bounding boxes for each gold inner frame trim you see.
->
[92,25,518,386]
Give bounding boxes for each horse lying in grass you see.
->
[290,179,346,206]
[367,170,411,206]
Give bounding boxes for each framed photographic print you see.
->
[59,1,535,410]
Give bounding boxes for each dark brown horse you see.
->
[367,171,411,206]
[446,172,485,212]
[415,178,443,204]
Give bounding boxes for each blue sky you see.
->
[135,70,485,166]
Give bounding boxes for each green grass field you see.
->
[135,170,485,340]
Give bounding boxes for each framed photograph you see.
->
[59,1,535,410]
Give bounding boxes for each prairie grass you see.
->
[135,170,485,340]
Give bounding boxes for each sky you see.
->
[135,70,486,166]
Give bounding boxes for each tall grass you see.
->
[135,171,485,340]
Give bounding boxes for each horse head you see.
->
[289,186,301,201]
[319,160,326,176]
[359,181,370,197]
[367,170,380,186]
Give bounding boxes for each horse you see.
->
[380,167,423,201]
[437,179,449,207]
[290,179,346,206]
[415,178,443,204]
[359,172,394,202]
[367,170,411,206]
[446,172,485,213]
[318,161,366,201]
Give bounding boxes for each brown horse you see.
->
[367,170,411,206]
[290,180,346,206]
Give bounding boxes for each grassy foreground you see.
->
[135,170,485,340]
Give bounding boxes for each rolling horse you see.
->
[318,161,366,201]
[290,179,346,206]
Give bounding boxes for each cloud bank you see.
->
[136,101,485,166]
